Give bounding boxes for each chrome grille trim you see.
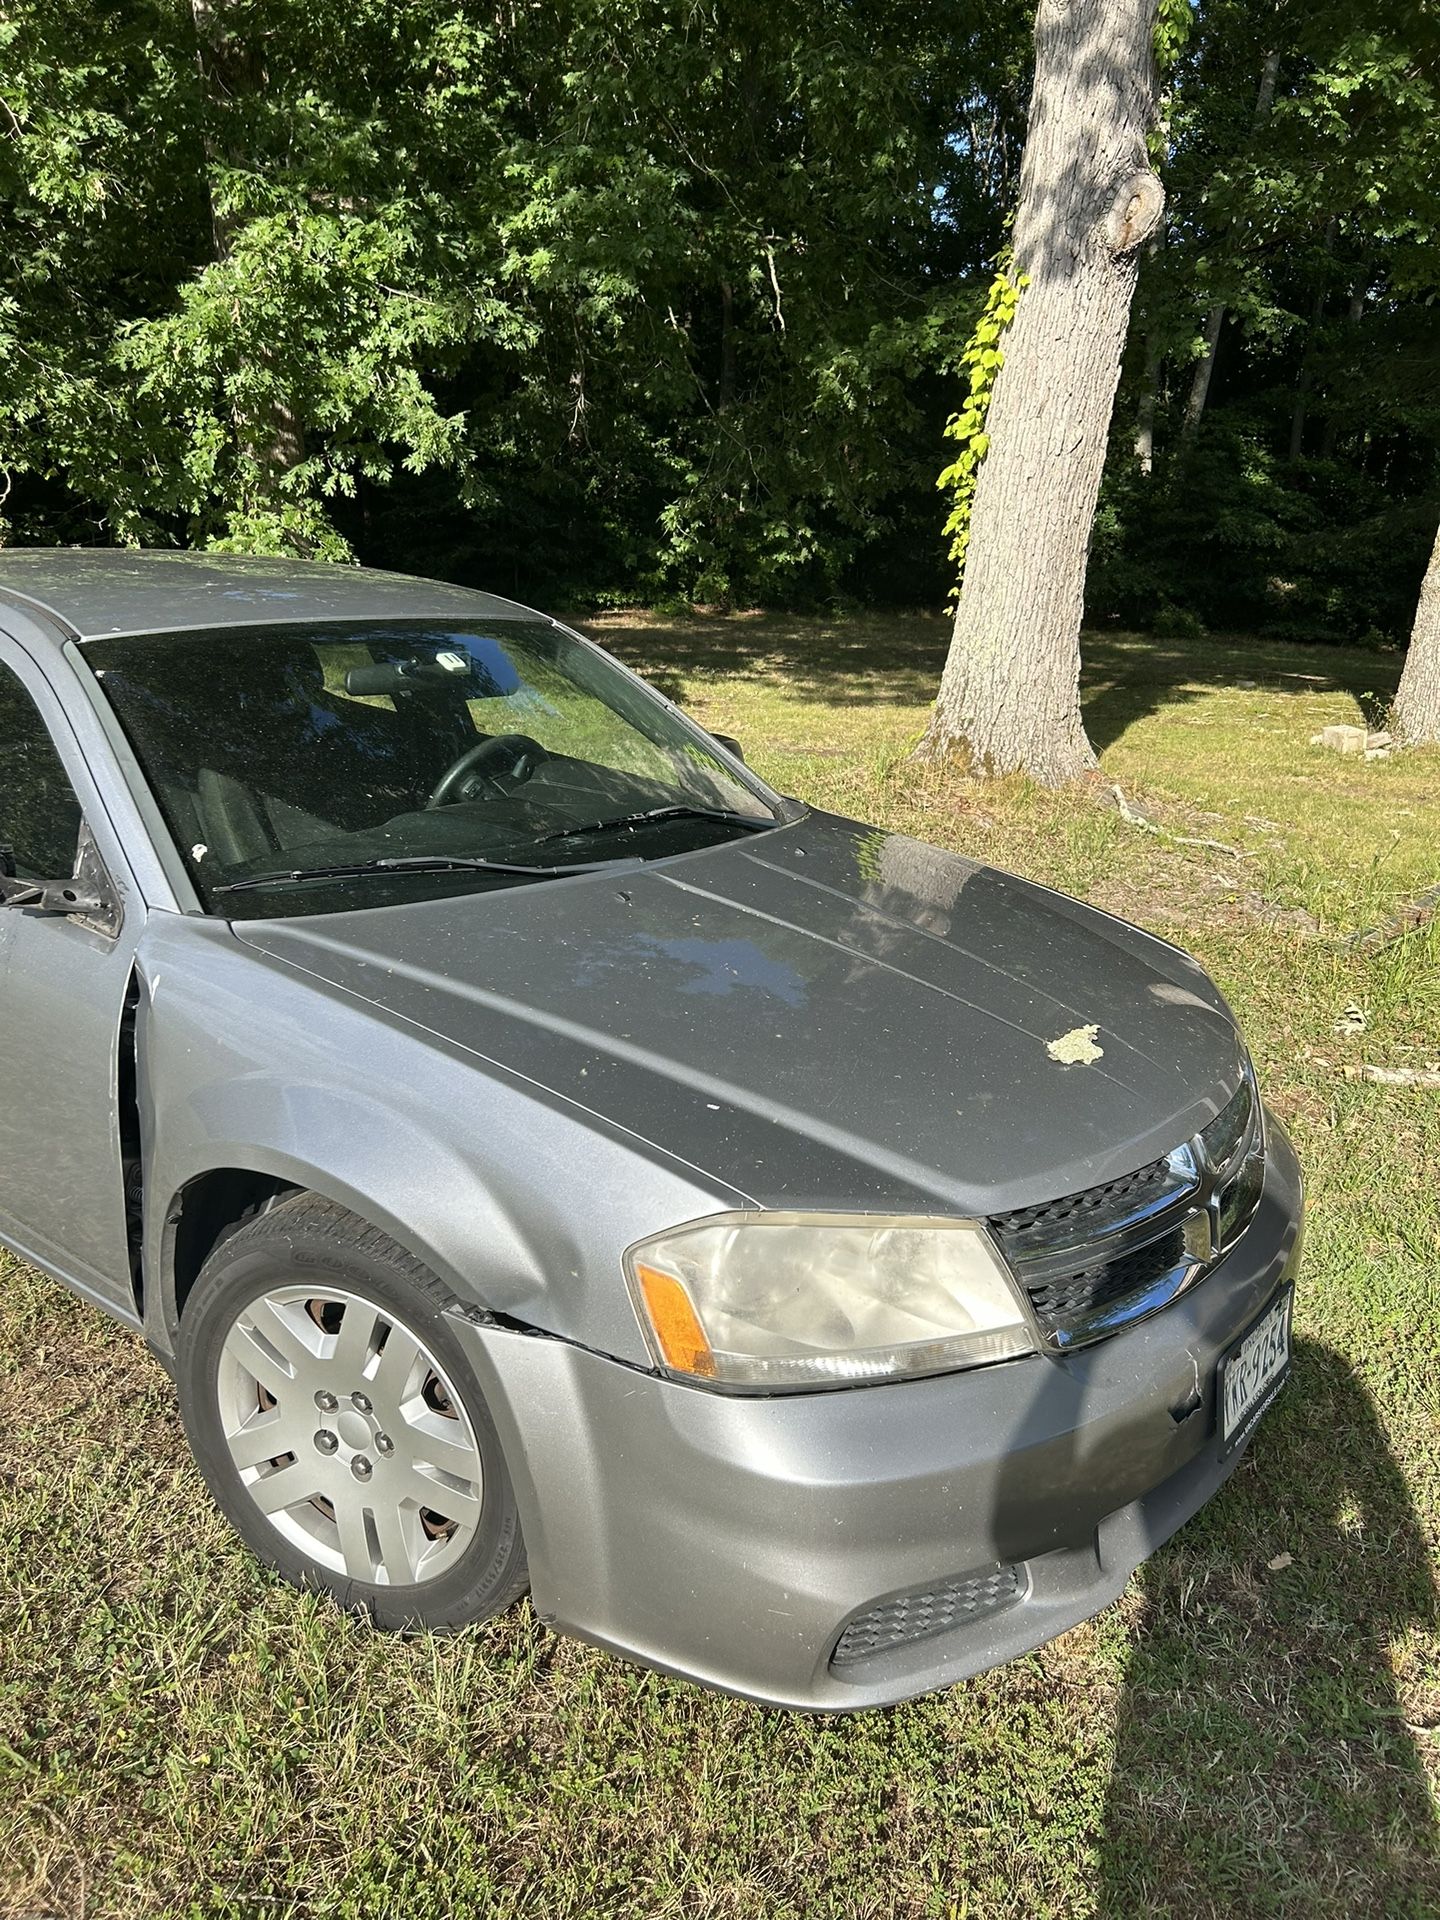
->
[1202,1073,1255,1174]
[993,1144,1201,1267]
[990,1075,1264,1349]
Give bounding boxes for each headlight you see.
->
[624,1211,1035,1390]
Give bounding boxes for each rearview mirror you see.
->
[344,636,521,701]
[710,732,746,764]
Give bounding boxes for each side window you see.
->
[0,662,83,878]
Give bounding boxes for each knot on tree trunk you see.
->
[1101,169,1164,257]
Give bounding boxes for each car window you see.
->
[0,661,83,880]
[83,618,783,917]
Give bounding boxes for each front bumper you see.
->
[449,1120,1304,1710]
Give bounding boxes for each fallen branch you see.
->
[1345,1064,1440,1088]
[1171,833,1257,857]
[1110,784,1159,830]
[1344,884,1440,955]
[1108,786,1254,859]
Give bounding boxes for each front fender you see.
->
[134,914,739,1364]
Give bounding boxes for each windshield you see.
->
[83,618,783,917]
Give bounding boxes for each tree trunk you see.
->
[919,0,1164,784]
[1289,216,1336,463]
[1319,276,1366,458]
[1134,334,1161,474]
[718,279,737,411]
[1287,363,1312,462]
[189,0,244,260]
[1394,519,1440,747]
[1181,304,1225,446]
[1178,49,1280,452]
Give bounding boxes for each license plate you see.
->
[1219,1288,1292,1452]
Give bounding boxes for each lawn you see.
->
[2,615,1437,1919]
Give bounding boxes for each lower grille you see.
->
[1024,1227,1189,1335]
[831,1564,1022,1668]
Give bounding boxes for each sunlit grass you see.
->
[0,615,1436,1918]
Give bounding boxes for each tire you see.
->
[176,1192,528,1631]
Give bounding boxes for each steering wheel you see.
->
[426,733,549,809]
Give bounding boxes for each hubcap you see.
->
[216,1284,484,1587]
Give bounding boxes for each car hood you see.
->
[230,812,1248,1215]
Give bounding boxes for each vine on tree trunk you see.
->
[937,263,1026,603]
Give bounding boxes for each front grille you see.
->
[832,1564,1022,1668]
[989,1078,1262,1348]
[989,1152,1201,1344]
[1024,1227,1189,1332]
[994,1153,1178,1241]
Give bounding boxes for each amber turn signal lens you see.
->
[633,1263,716,1377]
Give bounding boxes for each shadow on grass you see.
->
[1097,1336,1439,1916]
[586,614,1402,757]
[586,612,952,709]
[1081,638,1401,757]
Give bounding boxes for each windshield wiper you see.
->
[215,808,769,895]
[528,803,774,849]
[214,853,635,896]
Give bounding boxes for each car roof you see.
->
[0,548,541,646]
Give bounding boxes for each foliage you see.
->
[0,0,1438,635]
[1092,421,1438,642]
[0,0,1029,604]
[936,261,1025,599]
[1106,0,1440,643]
[1152,0,1195,79]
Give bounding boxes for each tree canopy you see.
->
[1,0,1436,642]
[1098,0,1440,647]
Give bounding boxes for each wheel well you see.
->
[169,1169,300,1326]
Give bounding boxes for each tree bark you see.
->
[1287,363,1311,462]
[1394,519,1440,747]
[919,0,1164,784]
[1319,277,1367,459]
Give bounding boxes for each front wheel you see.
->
[176,1194,528,1631]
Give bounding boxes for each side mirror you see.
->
[0,825,122,936]
[710,732,746,764]
[0,871,109,919]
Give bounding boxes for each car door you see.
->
[0,639,144,1319]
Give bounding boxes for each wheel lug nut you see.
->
[374,1432,394,1456]
[351,1391,372,1415]
[315,1390,337,1412]
[351,1455,373,1481]
[314,1429,338,1455]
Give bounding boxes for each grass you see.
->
[2,613,1438,1919]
